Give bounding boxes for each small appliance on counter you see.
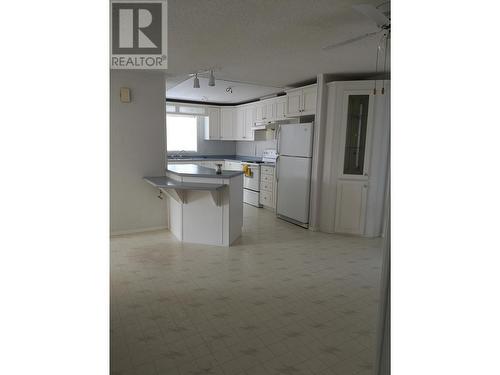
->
[215,163,223,174]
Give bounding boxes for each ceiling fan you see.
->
[322,2,391,51]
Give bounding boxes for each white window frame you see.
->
[166,113,199,152]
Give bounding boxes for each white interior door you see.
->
[276,155,311,223]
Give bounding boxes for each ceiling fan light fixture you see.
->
[193,74,200,88]
[208,70,215,87]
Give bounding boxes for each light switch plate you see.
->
[120,87,131,103]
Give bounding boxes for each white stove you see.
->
[262,149,278,164]
[241,150,277,208]
[242,162,262,207]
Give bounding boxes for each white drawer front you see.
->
[260,190,274,207]
[260,180,273,192]
[261,174,273,183]
[244,189,261,207]
[261,166,275,175]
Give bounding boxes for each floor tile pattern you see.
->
[111,205,383,375]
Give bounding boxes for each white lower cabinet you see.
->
[259,165,276,209]
[334,181,368,235]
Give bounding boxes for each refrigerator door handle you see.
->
[275,155,280,182]
[276,125,281,154]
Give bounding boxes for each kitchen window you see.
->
[166,114,197,152]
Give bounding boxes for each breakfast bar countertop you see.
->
[166,163,244,178]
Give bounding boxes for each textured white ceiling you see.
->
[166,0,390,102]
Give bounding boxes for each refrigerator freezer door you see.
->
[278,123,313,157]
[276,155,312,224]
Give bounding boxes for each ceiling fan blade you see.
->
[322,30,381,51]
[352,4,389,27]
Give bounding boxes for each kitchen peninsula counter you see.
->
[145,164,243,246]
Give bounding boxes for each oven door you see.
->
[243,164,260,191]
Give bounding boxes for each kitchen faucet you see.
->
[171,150,187,158]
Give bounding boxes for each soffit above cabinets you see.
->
[166,77,283,104]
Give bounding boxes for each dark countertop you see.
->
[166,163,244,178]
[167,155,262,162]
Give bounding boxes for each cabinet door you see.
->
[220,107,234,140]
[265,100,275,120]
[334,181,368,235]
[339,93,374,178]
[286,90,302,117]
[302,86,317,115]
[204,107,220,140]
[244,105,256,140]
[275,97,287,120]
[255,103,265,121]
[235,107,246,140]
[334,90,375,236]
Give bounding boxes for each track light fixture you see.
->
[208,70,215,87]
[190,69,216,88]
[193,73,200,88]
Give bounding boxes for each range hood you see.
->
[251,119,290,131]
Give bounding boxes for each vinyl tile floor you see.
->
[111,205,383,375]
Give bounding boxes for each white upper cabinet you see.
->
[286,90,302,116]
[204,107,220,140]
[275,96,287,120]
[255,98,277,121]
[285,84,317,117]
[265,100,275,120]
[235,107,246,140]
[255,102,265,121]
[231,105,256,141]
[244,105,256,140]
[302,85,317,115]
[220,107,235,140]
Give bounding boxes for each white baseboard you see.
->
[110,226,168,237]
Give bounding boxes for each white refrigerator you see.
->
[276,122,313,227]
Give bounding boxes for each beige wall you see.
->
[110,70,167,234]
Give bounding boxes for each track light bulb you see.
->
[208,70,215,87]
[193,74,200,88]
